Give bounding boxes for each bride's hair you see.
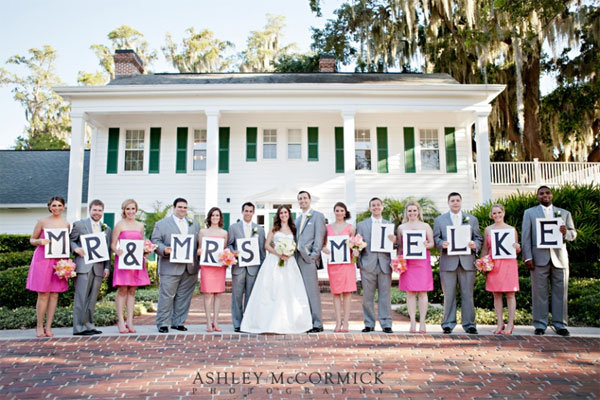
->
[272,205,296,236]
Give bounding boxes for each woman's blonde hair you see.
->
[488,204,505,219]
[121,198,139,218]
[402,201,424,223]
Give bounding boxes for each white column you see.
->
[67,113,86,222]
[475,111,492,204]
[342,111,357,221]
[205,110,220,216]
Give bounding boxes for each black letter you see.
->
[173,236,192,261]
[240,240,254,263]
[405,233,423,257]
[123,242,140,266]
[84,236,102,261]
[493,231,511,256]
[380,226,387,249]
[202,240,219,264]
[539,221,559,246]
[47,230,67,255]
[330,239,349,263]
[449,228,467,252]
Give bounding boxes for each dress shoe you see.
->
[383,327,393,334]
[307,327,324,333]
[534,328,545,335]
[234,327,241,333]
[170,325,188,331]
[74,330,94,336]
[89,329,102,335]
[443,327,452,334]
[553,327,570,337]
[158,326,169,333]
[466,327,478,334]
[361,326,374,333]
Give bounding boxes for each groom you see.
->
[227,202,266,332]
[295,190,326,333]
[151,198,201,333]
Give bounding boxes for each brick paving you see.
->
[1,332,598,399]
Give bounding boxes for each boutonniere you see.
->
[101,223,108,231]
[252,227,258,235]
[187,218,194,226]
[462,215,470,225]
[554,210,562,218]
[306,213,312,220]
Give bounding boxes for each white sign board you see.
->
[80,233,110,264]
[327,235,351,264]
[236,237,260,267]
[169,234,195,264]
[402,230,426,260]
[446,225,472,256]
[536,218,563,249]
[490,229,517,259]
[118,239,144,270]
[370,223,395,253]
[200,236,225,267]
[44,228,70,258]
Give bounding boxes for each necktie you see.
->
[453,214,459,226]
[300,214,307,232]
[92,222,99,233]
[178,218,187,235]
[544,207,551,218]
[244,224,251,238]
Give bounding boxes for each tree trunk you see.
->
[522,49,545,160]
[588,120,600,161]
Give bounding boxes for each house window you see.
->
[419,129,440,171]
[355,129,371,170]
[124,129,144,171]
[287,129,301,159]
[263,129,277,159]
[193,129,207,170]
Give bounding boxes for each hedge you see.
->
[0,302,118,329]
[0,234,32,253]
[0,250,34,271]
[0,266,75,309]
[396,305,534,326]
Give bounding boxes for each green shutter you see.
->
[246,127,257,161]
[103,213,115,230]
[149,127,161,174]
[176,127,188,173]
[376,127,389,173]
[403,127,416,173]
[307,127,318,161]
[223,213,230,230]
[445,127,457,173]
[335,127,344,173]
[106,128,119,174]
[219,127,230,173]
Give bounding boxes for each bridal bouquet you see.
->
[219,249,237,267]
[143,240,157,254]
[475,255,494,273]
[54,259,77,280]
[349,235,367,263]
[275,237,296,267]
[391,255,407,274]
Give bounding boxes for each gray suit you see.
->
[522,205,576,330]
[70,218,112,334]
[356,218,393,329]
[433,212,482,331]
[227,221,266,329]
[151,216,200,328]
[294,209,326,328]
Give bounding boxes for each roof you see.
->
[108,72,460,86]
[0,150,89,205]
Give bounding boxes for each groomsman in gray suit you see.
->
[433,192,483,334]
[356,197,396,333]
[522,186,576,336]
[151,198,201,333]
[70,199,111,335]
[295,190,326,333]
[227,202,266,332]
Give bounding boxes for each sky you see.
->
[0,0,561,150]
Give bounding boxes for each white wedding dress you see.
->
[240,232,312,334]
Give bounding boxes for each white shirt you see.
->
[173,215,188,235]
[371,216,383,224]
[541,204,554,218]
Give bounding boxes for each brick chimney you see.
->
[113,49,144,76]
[319,56,335,73]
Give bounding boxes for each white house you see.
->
[52,50,503,231]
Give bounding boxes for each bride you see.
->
[240,205,312,334]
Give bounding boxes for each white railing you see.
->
[475,159,600,186]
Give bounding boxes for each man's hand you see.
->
[164,247,172,255]
[525,260,535,271]
[559,225,567,235]
[103,269,110,279]
[75,248,86,258]
[442,241,449,249]
[468,240,476,250]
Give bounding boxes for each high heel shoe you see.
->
[117,324,128,334]
[493,324,506,334]
[125,323,136,333]
[206,323,214,333]
[36,328,45,338]
[501,326,514,335]
[44,328,54,338]
[212,323,221,332]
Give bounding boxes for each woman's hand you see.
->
[196,248,202,256]
[322,248,331,255]
[116,249,124,257]
[513,242,521,253]
[39,238,50,246]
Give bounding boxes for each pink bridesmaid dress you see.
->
[399,250,433,292]
[485,236,520,292]
[200,236,226,293]
[113,230,150,287]
[326,224,357,294]
[26,231,69,293]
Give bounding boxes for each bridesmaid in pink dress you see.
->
[322,202,357,333]
[480,204,521,335]
[396,201,435,333]
[197,207,228,332]
[26,196,70,338]
[110,199,150,334]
